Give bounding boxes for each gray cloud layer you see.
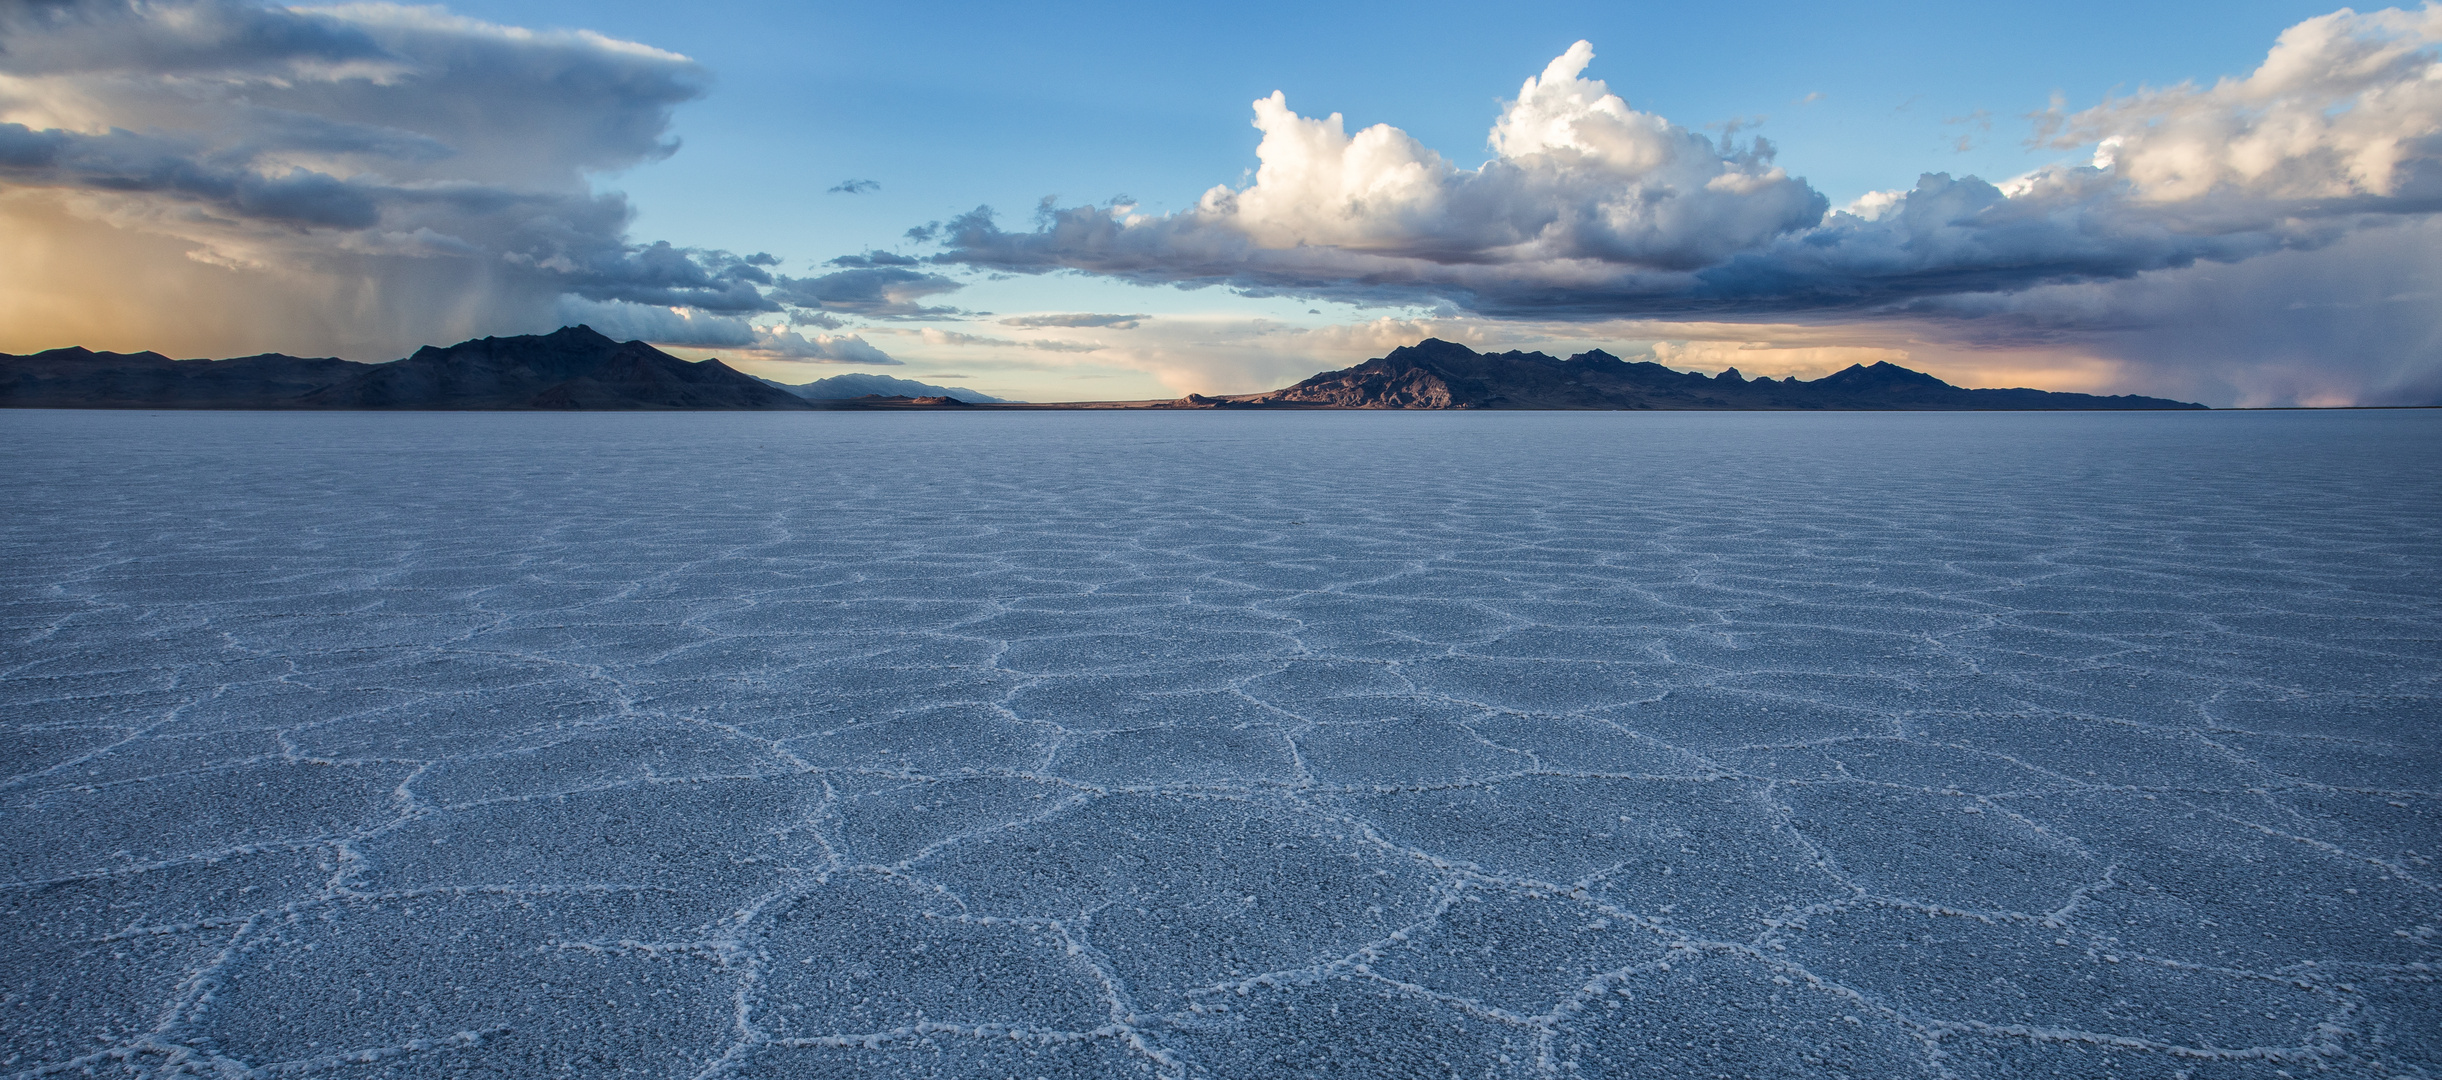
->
[0,0,796,356]
[998,313,1149,329]
[764,254,966,320]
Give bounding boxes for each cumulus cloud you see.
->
[2040,7,2442,203]
[0,0,777,358]
[941,21,2442,311]
[940,41,1823,300]
[829,178,879,194]
[928,11,2442,401]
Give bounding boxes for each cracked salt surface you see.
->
[0,409,2435,1079]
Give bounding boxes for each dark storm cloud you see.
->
[0,0,392,77]
[0,0,780,340]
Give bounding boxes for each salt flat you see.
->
[1,409,2436,1079]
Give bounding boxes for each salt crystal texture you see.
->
[1,409,2435,1078]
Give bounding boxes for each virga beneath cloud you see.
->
[0,0,820,363]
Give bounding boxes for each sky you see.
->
[2,0,2438,406]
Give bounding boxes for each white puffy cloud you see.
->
[939,40,1823,293]
[1178,42,1823,268]
[945,18,2442,311]
[0,0,775,359]
[1687,4,2442,316]
[2047,5,2442,203]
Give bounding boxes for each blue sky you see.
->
[2,0,2437,405]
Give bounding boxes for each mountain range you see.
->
[0,326,808,410]
[1173,339,2206,411]
[3,328,2207,411]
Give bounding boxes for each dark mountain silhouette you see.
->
[1185,339,2206,410]
[2,326,810,410]
[0,347,368,408]
[299,326,808,410]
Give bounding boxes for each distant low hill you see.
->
[0,348,368,409]
[1177,339,2206,411]
[1,326,810,410]
[756,372,1011,403]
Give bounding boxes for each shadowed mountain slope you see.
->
[1207,339,2206,410]
[2,327,812,410]
[0,348,369,408]
[300,326,810,410]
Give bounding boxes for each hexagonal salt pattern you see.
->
[3,409,2436,1078]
